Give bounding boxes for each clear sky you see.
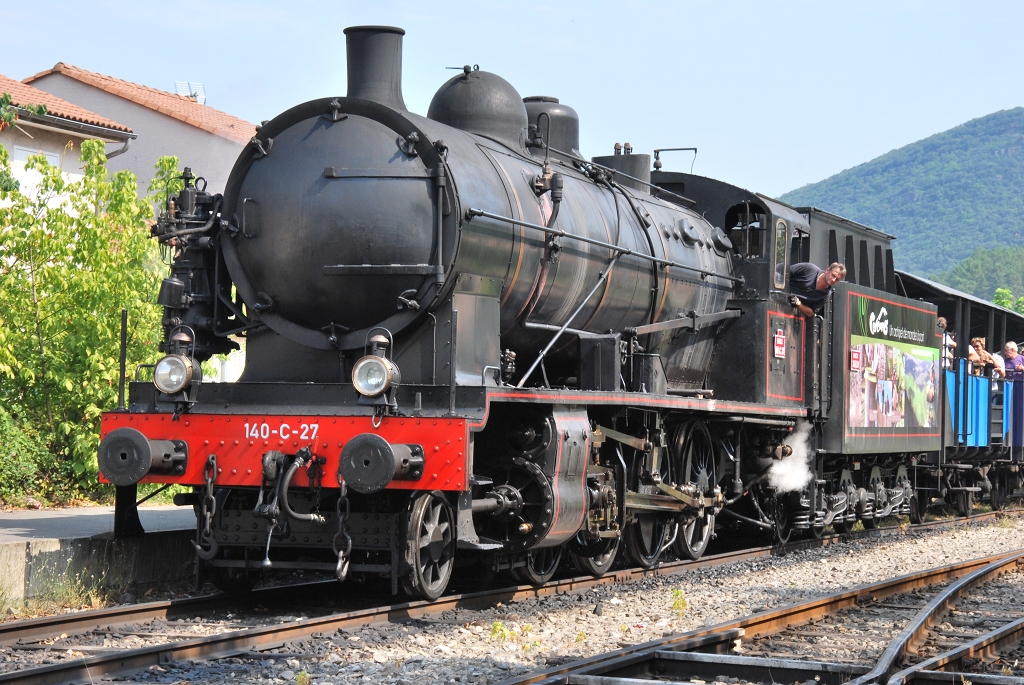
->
[3,0,1022,197]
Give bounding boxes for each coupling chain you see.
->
[332,482,352,581]
[202,454,218,536]
[194,454,219,560]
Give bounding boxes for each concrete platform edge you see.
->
[0,530,195,603]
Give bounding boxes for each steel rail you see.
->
[892,672,1024,685]
[887,615,1024,685]
[847,552,1024,685]
[0,578,345,648]
[493,551,1024,685]
[0,509,1017,684]
[1,508,1010,648]
[0,541,792,685]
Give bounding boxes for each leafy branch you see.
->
[0,94,48,194]
[0,139,165,496]
[0,91,47,132]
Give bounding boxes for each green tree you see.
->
[147,154,185,209]
[990,287,1024,315]
[0,93,47,193]
[0,406,52,505]
[781,107,1024,277]
[1,92,48,192]
[0,92,47,132]
[993,288,1014,309]
[934,247,1024,302]
[0,140,162,497]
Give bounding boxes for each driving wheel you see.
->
[515,545,564,586]
[773,493,793,544]
[863,482,886,529]
[570,535,620,578]
[624,442,671,569]
[677,514,715,560]
[671,421,717,561]
[402,492,455,601]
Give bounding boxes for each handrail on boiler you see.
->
[464,208,744,286]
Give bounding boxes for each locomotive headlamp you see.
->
[352,355,400,397]
[153,354,195,394]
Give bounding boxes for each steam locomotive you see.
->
[98,26,1023,599]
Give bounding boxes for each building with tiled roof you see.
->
[24,63,257,193]
[1,73,134,186]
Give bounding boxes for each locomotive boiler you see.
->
[97,25,1023,600]
[222,29,737,391]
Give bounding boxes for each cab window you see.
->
[773,219,788,289]
[725,204,766,258]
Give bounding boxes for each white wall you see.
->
[0,124,86,194]
[28,74,246,196]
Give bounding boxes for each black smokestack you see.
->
[343,26,407,111]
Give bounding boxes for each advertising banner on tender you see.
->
[842,287,940,453]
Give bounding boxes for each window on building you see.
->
[13,146,61,168]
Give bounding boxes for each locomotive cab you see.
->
[653,172,811,407]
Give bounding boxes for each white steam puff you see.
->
[767,420,814,493]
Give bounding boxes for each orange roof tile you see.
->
[0,72,131,134]
[24,63,256,144]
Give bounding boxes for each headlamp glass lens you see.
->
[353,357,390,396]
[154,355,190,394]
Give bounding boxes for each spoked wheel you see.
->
[773,494,793,544]
[676,514,715,560]
[991,473,1008,511]
[671,421,717,561]
[624,513,670,569]
[402,492,456,601]
[570,534,620,578]
[516,545,564,586]
[908,493,925,524]
[624,435,671,569]
[956,490,974,518]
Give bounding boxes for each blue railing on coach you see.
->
[946,358,1022,453]
[946,359,983,447]
[1007,376,1024,456]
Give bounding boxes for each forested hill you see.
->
[779,107,1024,278]
[932,245,1024,302]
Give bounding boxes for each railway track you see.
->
[495,551,1024,685]
[0,508,1017,684]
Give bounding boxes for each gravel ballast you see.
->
[8,517,1024,684]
